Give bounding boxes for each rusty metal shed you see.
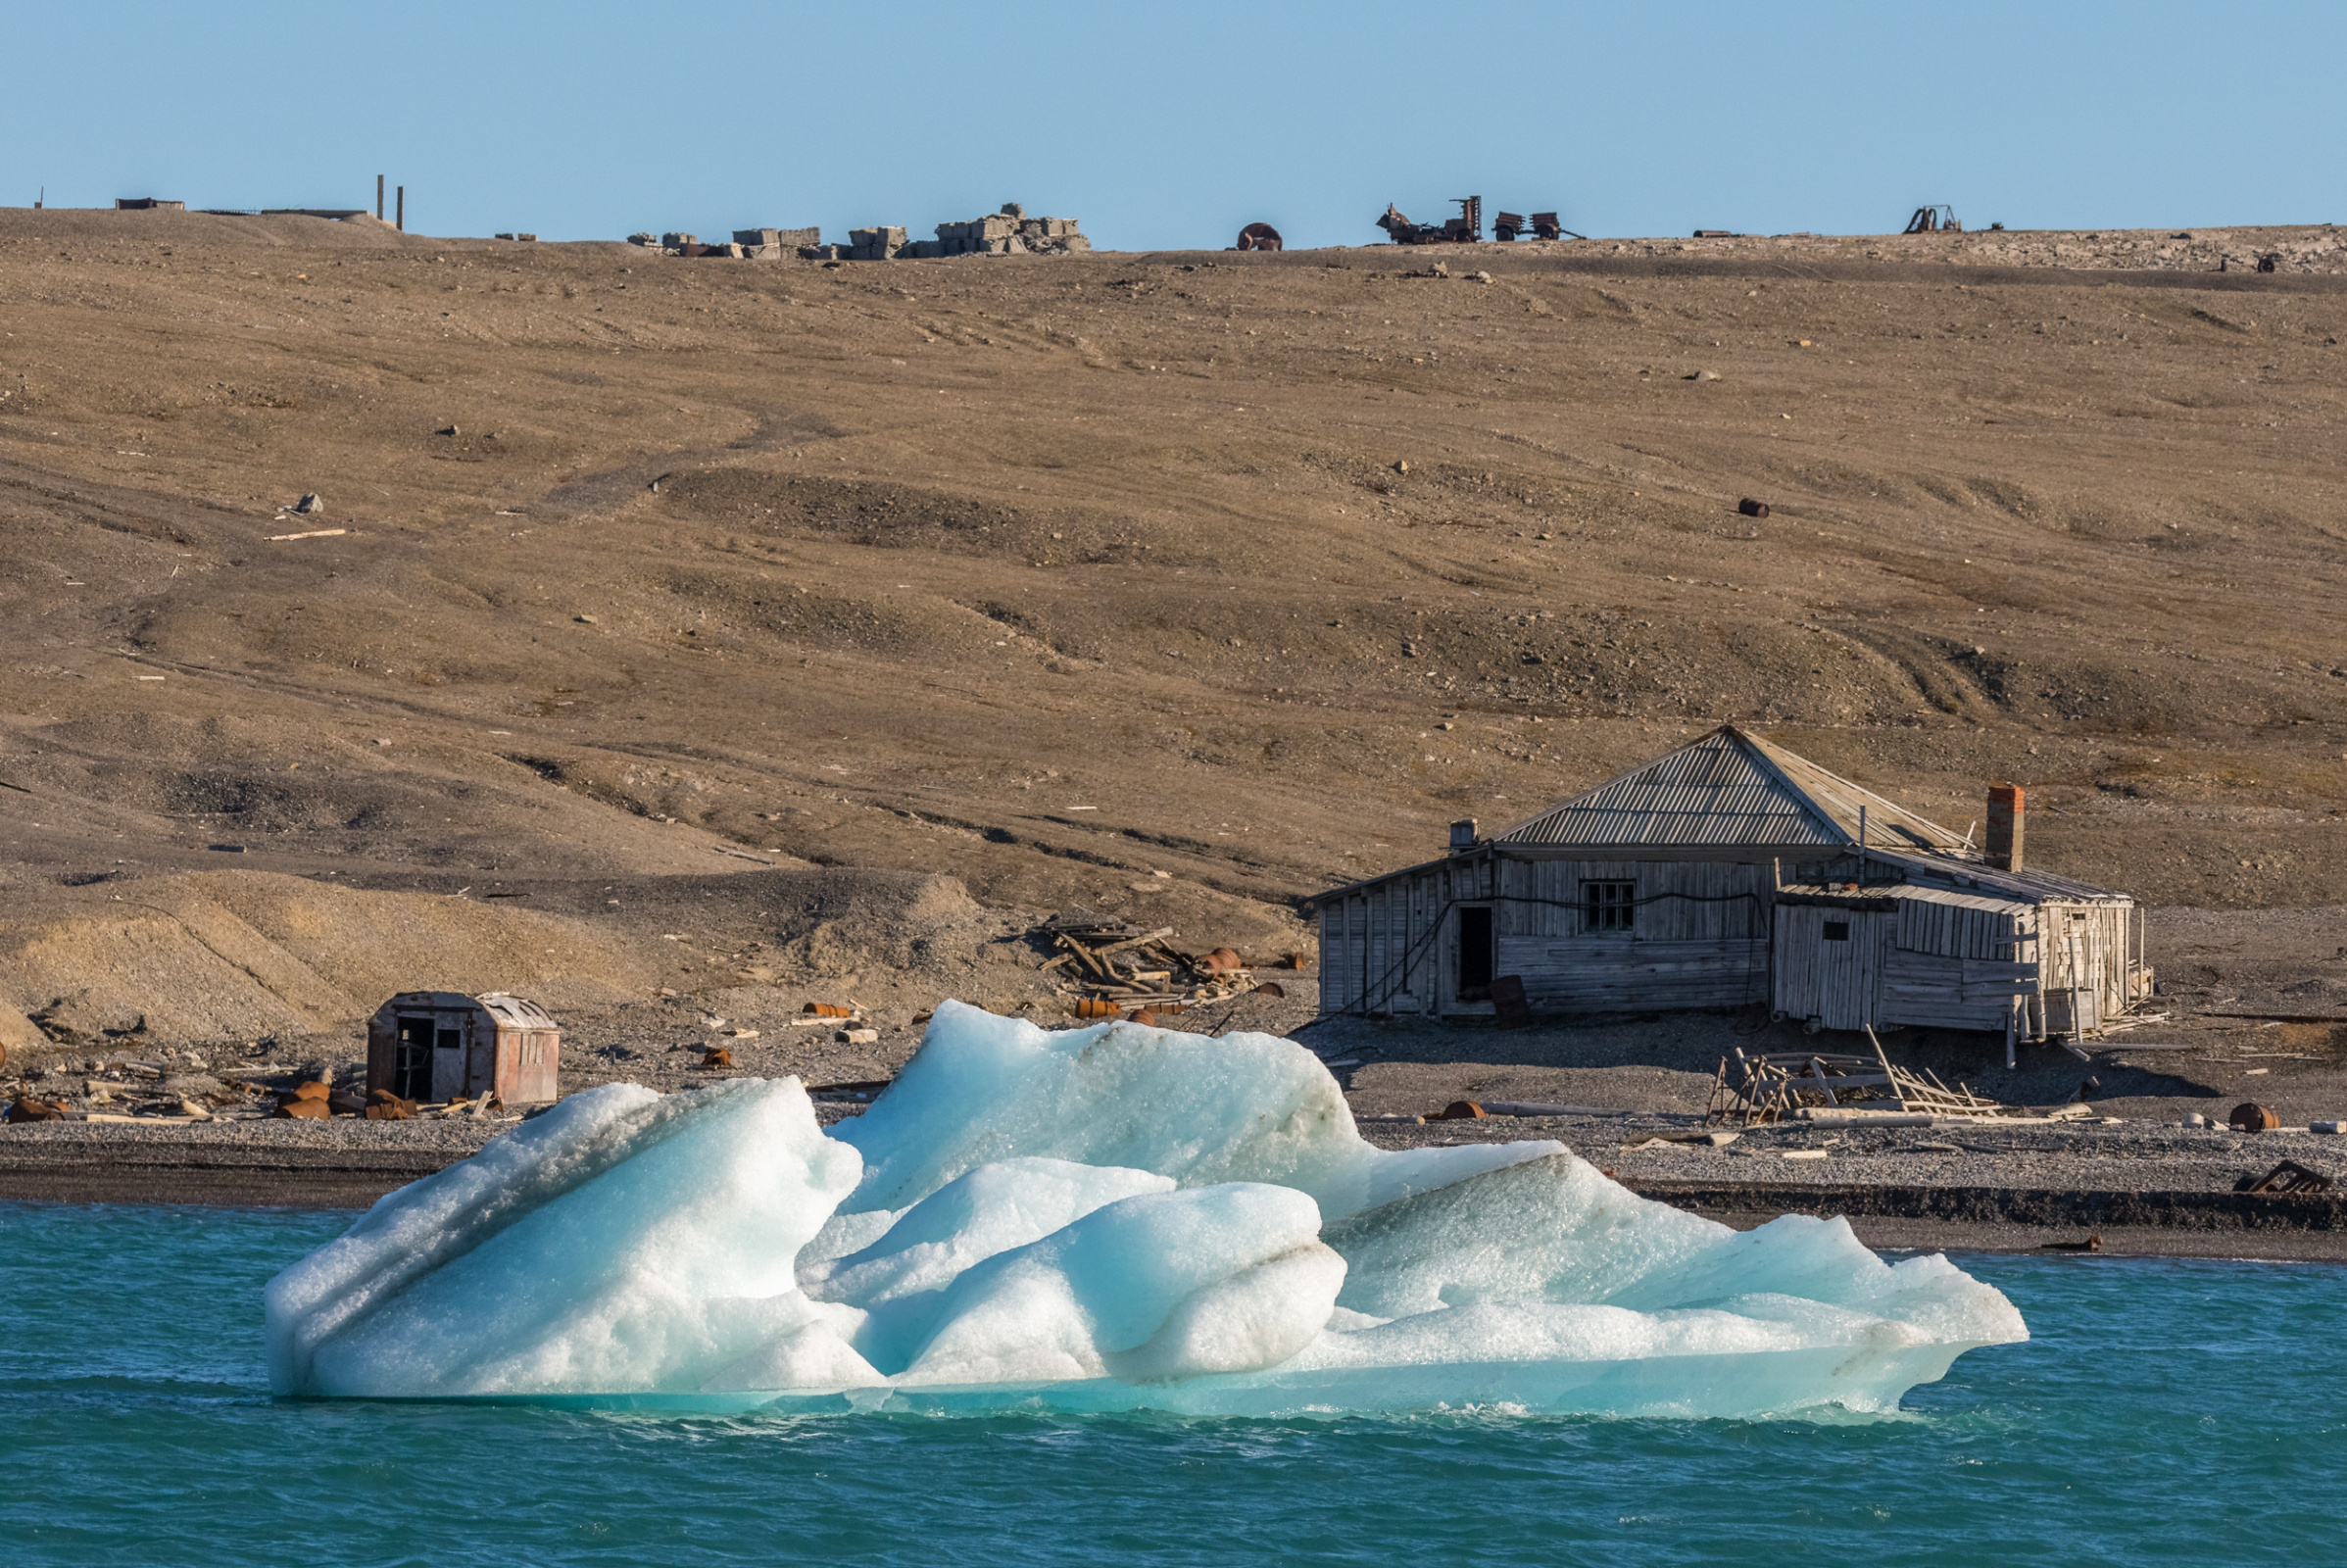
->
[366,992,560,1105]
[1309,725,2148,1053]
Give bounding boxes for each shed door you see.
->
[431,1025,468,1102]
[1814,910,1893,1031]
[393,1015,437,1100]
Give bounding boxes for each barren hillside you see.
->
[2,208,2342,1047]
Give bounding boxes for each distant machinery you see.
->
[1381,197,1577,244]
[1492,210,1576,241]
[1903,204,1962,233]
[1235,221,1283,251]
[1377,197,1481,244]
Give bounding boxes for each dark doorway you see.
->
[1457,906,1494,1001]
[393,1016,436,1100]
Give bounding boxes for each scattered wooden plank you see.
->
[1095,927,1176,956]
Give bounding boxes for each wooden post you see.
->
[376,173,384,220]
[396,184,405,232]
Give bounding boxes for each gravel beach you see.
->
[10,1086,2345,1259]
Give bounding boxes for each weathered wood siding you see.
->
[1894,899,2031,962]
[1320,853,1769,1015]
[1324,853,2139,1037]
[1877,951,2037,1032]
[1498,937,1768,1009]
[1317,854,1496,1014]
[1772,906,1898,1029]
[2041,902,2133,1027]
[1489,858,1774,941]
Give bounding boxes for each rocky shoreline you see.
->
[10,1101,2345,1261]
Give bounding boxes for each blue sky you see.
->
[5,1,2339,248]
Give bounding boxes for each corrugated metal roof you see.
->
[1490,726,1969,851]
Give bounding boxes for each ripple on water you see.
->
[2,1202,2342,1567]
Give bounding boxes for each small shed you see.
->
[1309,725,2149,1052]
[366,992,560,1105]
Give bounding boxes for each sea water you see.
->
[3,1201,2340,1566]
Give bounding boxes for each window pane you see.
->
[1582,881,1635,933]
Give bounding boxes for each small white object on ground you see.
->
[1781,1149,1830,1161]
[1798,1110,1935,1127]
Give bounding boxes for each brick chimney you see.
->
[1985,784,2024,871]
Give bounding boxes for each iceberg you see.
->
[266,1002,2027,1417]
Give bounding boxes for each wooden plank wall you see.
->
[1321,854,1771,1015]
[1491,857,1769,1012]
[1327,860,2138,1034]
[2041,902,2131,1026]
[1895,901,2029,961]
[1318,855,1494,1015]
[1492,858,1773,941]
[1499,937,1767,1009]
[1878,950,2036,1031]
[1773,905,1827,1022]
[1774,907,1897,1030]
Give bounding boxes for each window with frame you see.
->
[1582,880,1636,934]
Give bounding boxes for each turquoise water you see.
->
[2,1202,2340,1566]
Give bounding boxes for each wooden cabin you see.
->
[1310,726,2149,1051]
[366,992,561,1105]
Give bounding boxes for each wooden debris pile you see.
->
[0,1064,514,1124]
[0,1057,268,1124]
[786,1002,877,1047]
[1707,1029,2014,1126]
[1039,915,1274,1020]
[2238,1159,2333,1195]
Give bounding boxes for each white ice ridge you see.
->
[267,1002,2028,1416]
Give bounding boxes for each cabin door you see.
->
[431,1024,468,1102]
[1814,910,1892,1031]
[393,1016,436,1101]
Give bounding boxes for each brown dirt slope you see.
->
[2,210,2343,1050]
